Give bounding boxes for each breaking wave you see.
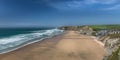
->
[0,28,63,54]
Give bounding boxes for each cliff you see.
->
[59,25,120,60]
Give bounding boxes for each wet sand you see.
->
[0,31,105,60]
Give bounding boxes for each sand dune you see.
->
[0,31,105,60]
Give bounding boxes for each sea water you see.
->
[0,28,63,54]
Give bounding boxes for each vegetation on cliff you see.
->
[108,34,120,38]
[59,25,120,60]
[90,25,120,31]
[60,24,120,31]
[107,46,120,60]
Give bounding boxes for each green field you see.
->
[90,25,120,31]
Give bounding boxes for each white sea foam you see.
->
[0,29,63,53]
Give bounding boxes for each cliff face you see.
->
[101,37,120,60]
[92,30,120,60]
[59,25,120,60]
[59,26,94,35]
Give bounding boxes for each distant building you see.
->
[96,30,120,38]
[96,30,108,36]
[108,30,120,34]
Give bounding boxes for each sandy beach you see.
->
[0,31,105,60]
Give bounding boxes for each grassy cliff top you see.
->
[90,25,120,31]
[59,25,120,31]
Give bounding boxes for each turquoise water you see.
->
[0,28,63,54]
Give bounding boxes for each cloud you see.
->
[86,0,118,4]
[49,0,119,10]
[103,4,120,10]
[50,0,88,10]
[51,1,83,10]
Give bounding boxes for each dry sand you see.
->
[0,31,105,60]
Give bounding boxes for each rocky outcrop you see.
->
[59,25,120,60]
[59,26,94,35]
[98,36,120,60]
[79,26,94,35]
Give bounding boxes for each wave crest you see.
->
[0,29,63,53]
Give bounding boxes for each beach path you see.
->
[0,31,105,60]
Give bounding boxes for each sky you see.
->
[0,0,120,27]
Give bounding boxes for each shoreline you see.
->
[0,37,46,54]
[0,33,63,54]
[0,31,105,60]
[91,36,104,47]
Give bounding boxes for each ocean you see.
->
[0,28,63,54]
